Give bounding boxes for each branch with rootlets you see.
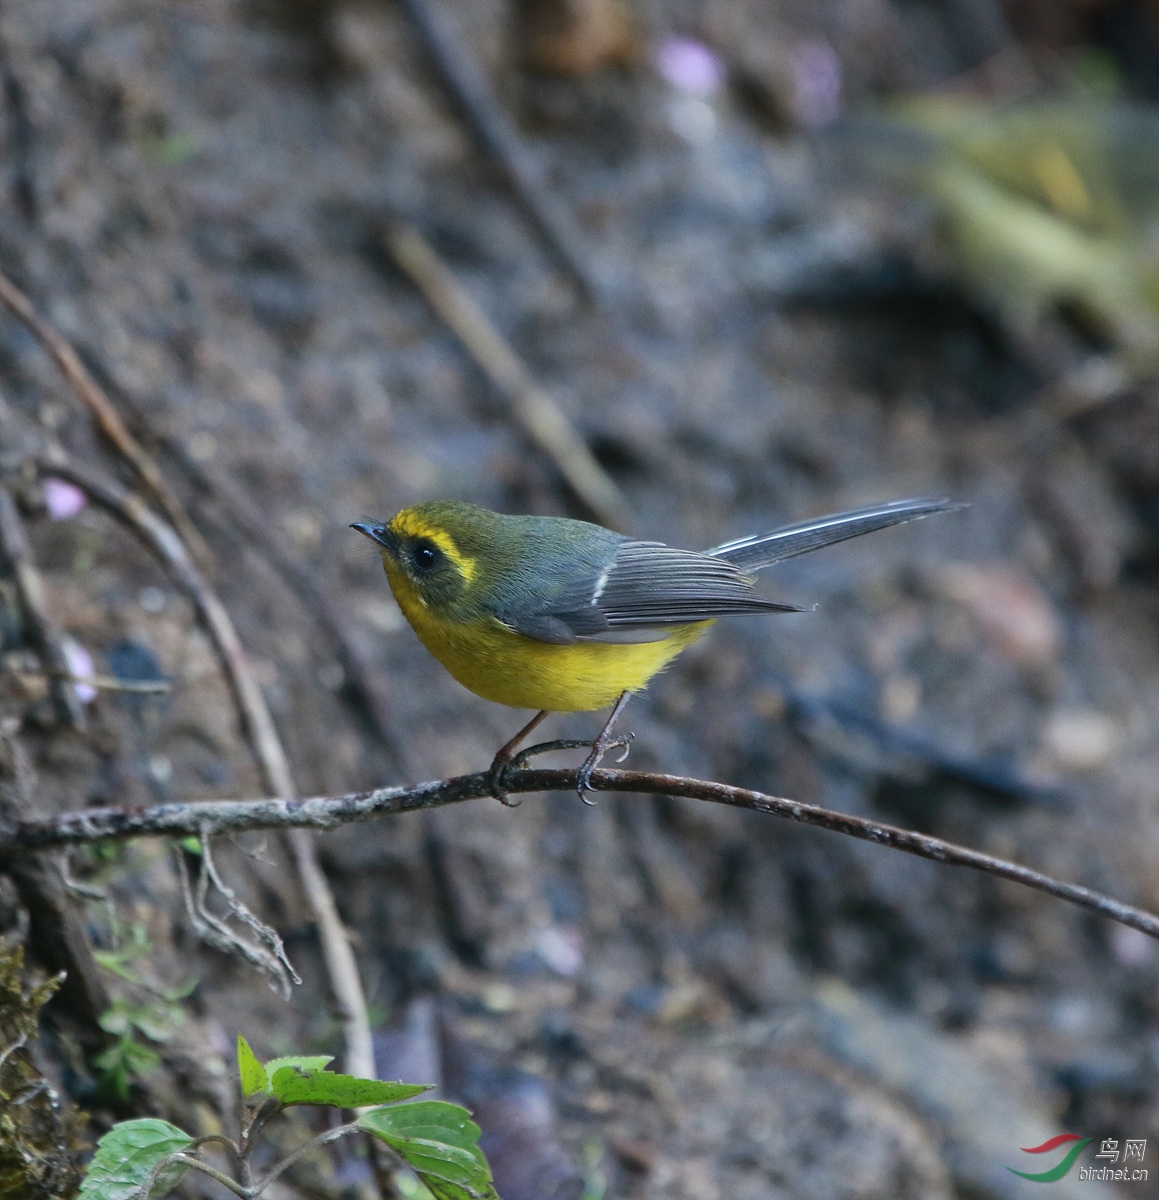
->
[5,767,1158,941]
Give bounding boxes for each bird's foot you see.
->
[575,732,633,804]
[486,749,523,806]
[487,710,549,805]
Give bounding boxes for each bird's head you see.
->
[351,501,504,614]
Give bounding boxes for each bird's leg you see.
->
[487,709,549,804]
[575,691,633,804]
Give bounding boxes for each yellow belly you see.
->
[386,562,710,711]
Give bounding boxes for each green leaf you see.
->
[93,1035,162,1101]
[358,1102,497,1199]
[237,1035,268,1096]
[396,1174,437,1200]
[270,1066,429,1108]
[262,1053,333,1079]
[79,1118,193,1200]
[98,997,182,1046]
[362,1101,481,1150]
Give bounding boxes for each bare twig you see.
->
[33,454,376,1081]
[157,1154,250,1200]
[4,765,1159,942]
[394,0,602,304]
[0,486,85,728]
[175,835,299,993]
[3,667,170,694]
[198,834,297,985]
[0,269,212,567]
[284,824,377,1081]
[174,845,297,999]
[383,220,631,530]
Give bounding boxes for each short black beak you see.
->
[350,520,392,550]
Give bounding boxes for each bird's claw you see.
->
[489,739,592,804]
[576,733,633,803]
[486,754,522,806]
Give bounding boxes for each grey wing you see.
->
[496,540,802,646]
[709,497,961,572]
[495,498,961,646]
[595,543,803,629]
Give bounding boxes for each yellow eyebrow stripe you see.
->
[389,510,477,582]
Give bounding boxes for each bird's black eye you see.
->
[412,540,440,571]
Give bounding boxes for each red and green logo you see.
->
[1006,1134,1093,1182]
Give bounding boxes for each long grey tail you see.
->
[708,497,963,573]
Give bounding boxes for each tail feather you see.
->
[708,497,963,573]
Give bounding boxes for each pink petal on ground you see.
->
[43,477,87,520]
[60,637,97,703]
[654,37,726,97]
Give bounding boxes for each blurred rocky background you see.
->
[3,0,1159,1196]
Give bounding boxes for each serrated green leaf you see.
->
[361,1101,481,1149]
[382,1138,481,1185]
[78,1118,193,1200]
[358,1103,496,1199]
[270,1066,429,1108]
[237,1035,268,1096]
[262,1053,333,1079]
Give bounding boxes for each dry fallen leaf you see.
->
[934,563,1062,669]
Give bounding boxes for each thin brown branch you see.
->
[0,486,85,728]
[155,442,410,772]
[4,765,1158,942]
[0,269,212,567]
[2,667,170,694]
[394,0,602,304]
[383,219,631,530]
[284,825,376,1080]
[37,454,292,789]
[32,453,376,1081]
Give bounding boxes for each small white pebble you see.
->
[148,755,173,784]
[138,586,166,613]
[1042,709,1120,772]
[481,983,517,1013]
[665,94,717,145]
